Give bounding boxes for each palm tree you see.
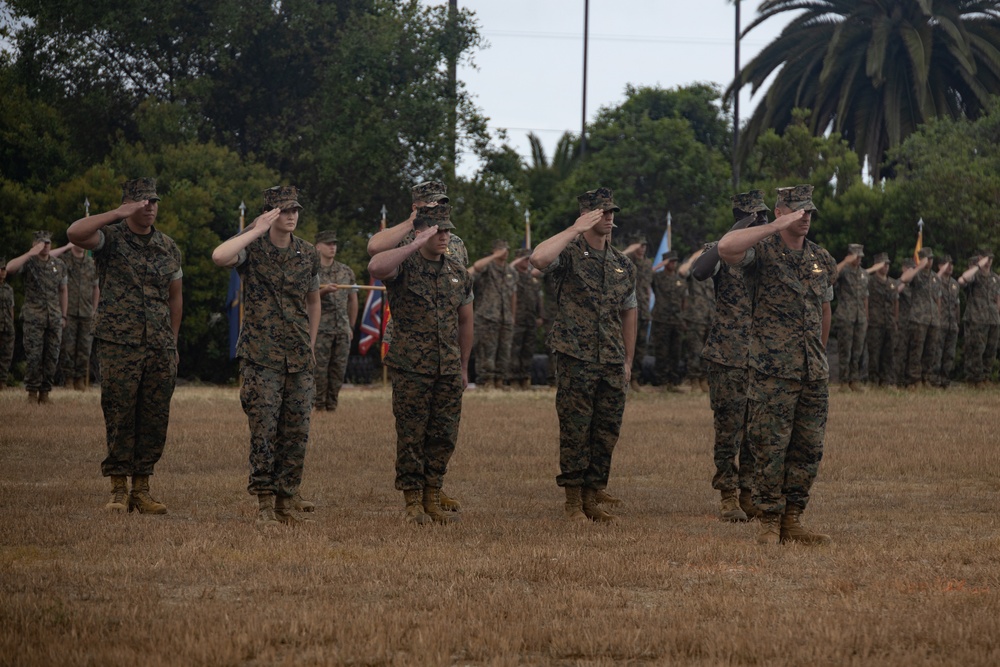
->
[731,0,1000,179]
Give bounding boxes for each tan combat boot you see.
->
[629,378,642,393]
[73,378,85,391]
[105,475,128,512]
[128,475,167,514]
[756,513,781,545]
[291,492,315,512]
[582,487,614,522]
[439,489,461,512]
[563,486,588,522]
[27,390,37,403]
[700,378,710,393]
[257,493,280,527]
[780,506,831,545]
[594,489,621,505]
[719,489,748,522]
[738,488,760,519]
[423,487,459,524]
[38,391,50,404]
[404,489,430,525]
[276,495,313,525]
[519,378,531,390]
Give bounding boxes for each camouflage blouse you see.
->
[740,233,836,381]
[540,236,637,365]
[64,253,98,318]
[384,253,474,376]
[0,283,13,332]
[473,262,516,324]
[701,248,753,369]
[318,260,355,335]
[93,223,182,349]
[20,255,66,326]
[866,275,898,328]
[236,235,320,372]
[832,264,868,325]
[962,270,1000,325]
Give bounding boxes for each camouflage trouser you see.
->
[652,321,684,386]
[0,328,13,383]
[835,319,868,383]
[631,318,650,380]
[555,353,626,489]
[390,368,462,491]
[934,327,958,387]
[962,323,1000,383]
[683,321,711,380]
[707,361,754,493]
[60,316,94,381]
[314,330,350,410]
[865,325,895,386]
[747,370,828,515]
[98,340,176,477]
[905,322,938,385]
[474,318,513,384]
[240,360,314,497]
[509,320,536,382]
[893,322,910,385]
[23,319,61,393]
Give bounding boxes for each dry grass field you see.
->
[1,382,999,666]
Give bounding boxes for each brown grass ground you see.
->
[1,382,999,666]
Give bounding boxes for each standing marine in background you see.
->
[211,186,320,526]
[864,253,898,387]
[692,190,770,522]
[509,248,542,390]
[898,247,941,388]
[622,234,652,392]
[60,243,99,391]
[0,258,14,391]
[530,187,637,523]
[314,230,357,412]
[5,231,68,403]
[958,252,1000,387]
[832,244,868,391]
[679,246,715,392]
[650,250,686,390]
[934,255,960,388]
[67,178,183,514]
[468,239,516,390]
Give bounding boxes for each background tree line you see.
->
[2,0,1000,382]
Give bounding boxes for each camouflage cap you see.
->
[121,177,161,203]
[628,232,649,247]
[514,247,532,259]
[848,243,864,257]
[315,230,338,245]
[662,250,678,262]
[577,187,621,213]
[491,239,510,251]
[938,253,953,265]
[918,247,934,260]
[775,184,818,212]
[872,252,889,265]
[902,257,916,269]
[263,186,303,211]
[32,230,52,244]
[731,190,769,214]
[411,180,449,204]
[413,203,455,231]
[968,254,980,265]
[978,249,994,260]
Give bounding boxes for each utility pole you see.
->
[446,0,458,183]
[733,0,741,189]
[581,0,590,159]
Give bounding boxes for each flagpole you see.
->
[524,209,531,249]
[913,217,924,264]
[380,204,388,386]
[239,201,246,328]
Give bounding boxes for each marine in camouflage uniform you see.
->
[718,184,835,545]
[692,191,769,522]
[509,248,542,389]
[832,244,869,388]
[541,272,560,385]
[958,252,1000,386]
[682,260,715,389]
[470,239,516,388]
[899,248,941,387]
[314,230,357,411]
[622,234,652,391]
[864,253,898,387]
[67,178,182,514]
[650,251,686,388]
[60,245,99,390]
[6,231,68,402]
[0,259,14,390]
[212,186,320,526]
[933,255,960,388]
[531,187,637,523]
[368,204,474,525]
[892,258,915,385]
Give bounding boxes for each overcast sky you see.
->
[454,1,789,174]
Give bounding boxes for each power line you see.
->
[482,29,766,47]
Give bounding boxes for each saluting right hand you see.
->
[247,208,282,234]
[571,209,604,234]
[115,200,150,219]
[770,209,807,231]
[412,224,439,248]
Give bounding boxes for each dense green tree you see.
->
[733,0,1000,180]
